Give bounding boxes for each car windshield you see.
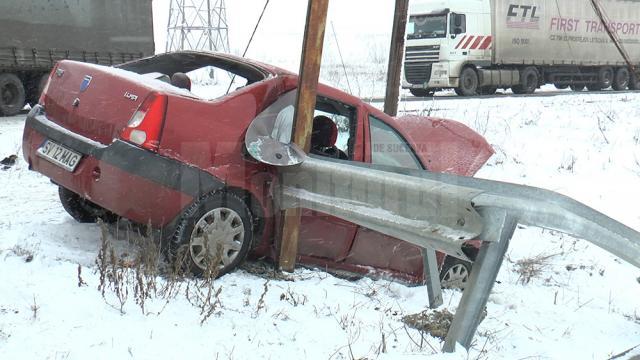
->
[407,14,447,39]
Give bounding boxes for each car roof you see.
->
[119,50,292,82]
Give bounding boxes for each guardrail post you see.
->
[423,248,443,308]
[443,208,517,352]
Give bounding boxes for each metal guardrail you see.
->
[246,112,640,352]
[278,157,640,269]
[275,156,640,351]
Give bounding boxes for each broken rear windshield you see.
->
[407,14,447,39]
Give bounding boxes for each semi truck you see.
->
[403,0,640,96]
[0,0,154,116]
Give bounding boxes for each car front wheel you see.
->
[171,191,253,277]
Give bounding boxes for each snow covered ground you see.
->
[1,91,640,359]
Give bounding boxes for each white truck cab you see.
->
[403,0,492,96]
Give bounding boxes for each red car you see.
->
[22,51,493,286]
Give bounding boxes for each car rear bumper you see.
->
[23,105,224,227]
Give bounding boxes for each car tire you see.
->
[456,67,478,96]
[58,186,119,224]
[0,73,26,116]
[409,88,434,97]
[512,67,538,94]
[170,191,253,277]
[439,257,472,289]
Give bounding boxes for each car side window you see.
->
[369,115,422,169]
[312,96,357,160]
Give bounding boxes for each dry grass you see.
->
[401,309,454,341]
[94,220,224,323]
[509,253,558,285]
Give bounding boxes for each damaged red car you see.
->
[22,51,493,287]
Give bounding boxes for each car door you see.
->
[296,95,364,262]
[342,112,437,282]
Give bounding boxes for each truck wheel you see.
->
[597,66,614,89]
[170,191,253,277]
[554,83,569,90]
[440,257,472,289]
[478,86,497,95]
[409,88,434,97]
[630,72,640,90]
[0,73,26,116]
[456,67,478,96]
[586,84,602,91]
[58,186,118,224]
[512,67,538,94]
[570,84,585,91]
[613,68,630,90]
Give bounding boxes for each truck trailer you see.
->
[0,0,154,116]
[403,0,640,96]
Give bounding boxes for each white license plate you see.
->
[37,140,82,172]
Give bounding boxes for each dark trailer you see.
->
[0,0,154,116]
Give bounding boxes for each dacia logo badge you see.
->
[80,75,92,92]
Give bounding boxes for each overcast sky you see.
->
[152,0,395,71]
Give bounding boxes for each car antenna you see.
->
[225,0,270,95]
[331,21,353,95]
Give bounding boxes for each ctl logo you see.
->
[506,4,541,29]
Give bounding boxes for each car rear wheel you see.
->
[0,73,26,116]
[440,257,471,289]
[58,186,118,223]
[171,191,253,277]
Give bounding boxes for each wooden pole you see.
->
[278,0,330,272]
[383,0,409,116]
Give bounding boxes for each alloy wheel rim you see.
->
[189,207,245,270]
[442,263,469,289]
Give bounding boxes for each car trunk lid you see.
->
[41,60,184,145]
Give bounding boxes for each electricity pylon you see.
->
[166,0,230,53]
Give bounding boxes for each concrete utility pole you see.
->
[278,0,330,272]
[383,0,409,116]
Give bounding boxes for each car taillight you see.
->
[120,92,167,152]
